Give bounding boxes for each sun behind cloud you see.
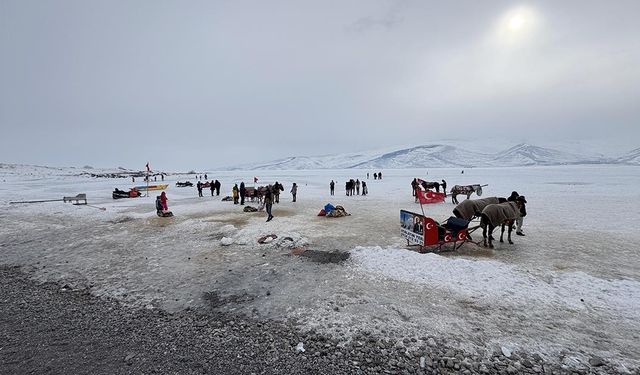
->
[494,5,541,45]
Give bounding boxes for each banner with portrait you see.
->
[400,210,426,246]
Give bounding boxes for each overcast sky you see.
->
[1,0,639,170]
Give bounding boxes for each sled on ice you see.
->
[400,210,480,252]
[112,188,142,199]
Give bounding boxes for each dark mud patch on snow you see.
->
[203,290,255,308]
[203,216,250,228]
[108,216,135,224]
[299,250,350,264]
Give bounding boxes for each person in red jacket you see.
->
[160,191,168,211]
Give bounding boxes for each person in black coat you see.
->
[516,195,527,236]
[210,181,215,196]
[441,179,447,197]
[240,182,246,205]
[264,185,274,222]
[215,180,221,196]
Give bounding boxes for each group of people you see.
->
[197,180,221,197]
[226,181,299,221]
[132,174,165,183]
[327,173,379,196]
[344,179,368,196]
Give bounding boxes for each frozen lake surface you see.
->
[1,165,639,371]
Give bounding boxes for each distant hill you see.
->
[615,148,640,165]
[490,143,603,166]
[222,143,632,170]
[349,145,493,169]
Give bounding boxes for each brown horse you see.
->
[480,200,526,248]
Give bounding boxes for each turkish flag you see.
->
[417,189,445,204]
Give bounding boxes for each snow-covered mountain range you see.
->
[223,143,638,170]
[2,143,638,175]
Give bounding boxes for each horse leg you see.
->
[452,193,457,204]
[481,217,488,247]
[488,224,495,248]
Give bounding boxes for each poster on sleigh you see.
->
[400,210,426,246]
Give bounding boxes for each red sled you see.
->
[401,210,475,252]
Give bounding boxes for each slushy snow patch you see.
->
[349,246,640,317]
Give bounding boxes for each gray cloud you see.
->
[0,0,638,170]
[346,0,407,32]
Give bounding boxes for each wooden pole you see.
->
[9,198,64,204]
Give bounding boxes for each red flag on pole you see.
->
[416,189,445,204]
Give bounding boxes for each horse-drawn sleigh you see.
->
[402,195,527,252]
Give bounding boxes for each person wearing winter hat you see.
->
[515,195,527,236]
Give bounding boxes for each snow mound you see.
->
[349,247,640,316]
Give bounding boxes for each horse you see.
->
[452,197,505,221]
[450,184,483,204]
[452,197,506,241]
[420,180,440,193]
[480,200,526,248]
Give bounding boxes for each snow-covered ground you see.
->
[1,165,639,371]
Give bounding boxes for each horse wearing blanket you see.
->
[453,197,504,221]
[450,184,483,204]
[480,200,526,248]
